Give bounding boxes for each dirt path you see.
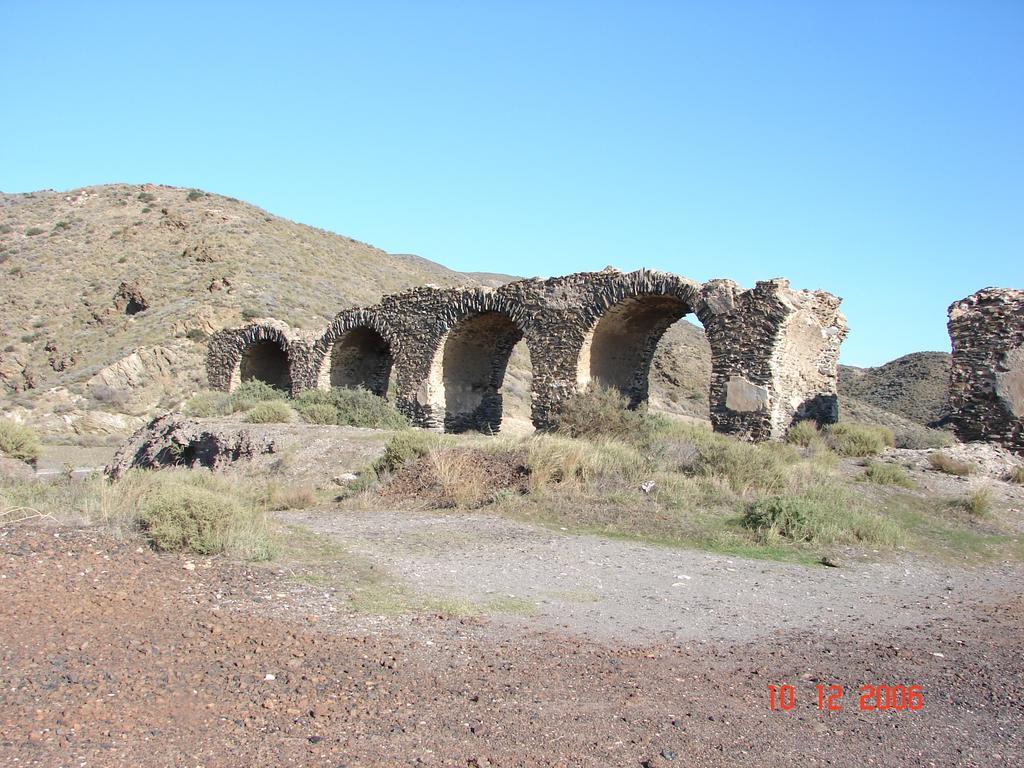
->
[2,522,1022,767]
[281,508,1023,645]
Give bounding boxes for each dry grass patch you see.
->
[928,452,975,476]
[384,446,529,508]
[265,482,317,511]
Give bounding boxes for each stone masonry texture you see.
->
[206,268,849,441]
[948,288,1024,453]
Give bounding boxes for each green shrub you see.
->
[374,431,442,475]
[863,462,915,488]
[744,484,900,545]
[331,388,408,428]
[244,401,294,423]
[186,189,205,202]
[894,427,956,450]
[928,452,975,476]
[785,420,820,447]
[296,402,338,425]
[183,391,232,417]
[692,435,799,495]
[293,387,409,429]
[824,423,894,457]
[552,384,669,445]
[132,471,275,559]
[25,227,44,236]
[0,419,41,464]
[233,379,287,402]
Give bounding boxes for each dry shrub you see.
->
[1007,465,1024,485]
[384,447,528,508]
[266,482,317,511]
[928,452,975,476]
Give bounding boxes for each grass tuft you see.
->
[824,423,895,457]
[954,487,993,517]
[785,420,820,447]
[863,462,915,489]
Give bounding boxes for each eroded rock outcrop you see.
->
[107,414,278,479]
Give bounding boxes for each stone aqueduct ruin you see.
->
[207,268,848,441]
[947,288,1024,453]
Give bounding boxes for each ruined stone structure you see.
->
[206,269,848,441]
[947,288,1024,453]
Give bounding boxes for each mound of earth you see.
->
[107,414,391,486]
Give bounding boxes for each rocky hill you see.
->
[0,183,950,442]
[0,184,474,439]
[839,352,951,426]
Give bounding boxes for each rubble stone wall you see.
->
[206,268,849,441]
[948,288,1024,453]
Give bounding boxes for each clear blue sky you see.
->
[2,1,1021,366]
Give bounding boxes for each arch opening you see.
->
[320,327,393,396]
[578,294,691,409]
[239,340,291,391]
[433,312,524,433]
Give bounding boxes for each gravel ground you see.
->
[1,523,1022,767]
[281,508,1022,645]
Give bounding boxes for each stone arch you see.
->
[310,311,398,397]
[574,272,709,410]
[427,310,527,433]
[207,323,298,393]
[239,340,292,391]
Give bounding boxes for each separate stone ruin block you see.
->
[205,268,849,441]
[948,288,1024,453]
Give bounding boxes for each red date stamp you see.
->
[767,684,924,712]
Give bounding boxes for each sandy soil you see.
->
[1,520,1022,767]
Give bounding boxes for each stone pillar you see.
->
[947,288,1024,453]
[704,279,847,441]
